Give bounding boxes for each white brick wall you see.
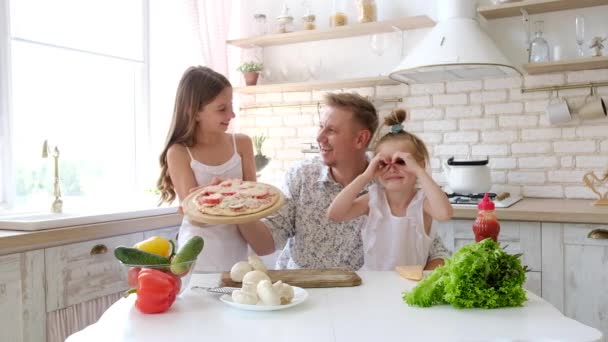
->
[237,68,608,199]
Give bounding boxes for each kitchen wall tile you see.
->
[470,90,508,104]
[548,170,588,183]
[240,69,608,200]
[411,83,445,95]
[566,69,608,84]
[524,73,565,88]
[445,105,482,119]
[376,84,408,98]
[423,120,457,132]
[409,108,444,121]
[576,156,608,168]
[489,157,517,170]
[459,118,497,130]
[498,115,538,128]
[433,94,468,106]
[446,80,482,93]
[553,140,596,153]
[444,131,479,143]
[484,77,522,90]
[512,142,552,154]
[402,95,431,108]
[508,171,546,184]
[521,128,562,141]
[472,144,509,156]
[518,156,559,169]
[486,102,524,115]
[481,130,518,143]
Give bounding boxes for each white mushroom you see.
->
[257,280,281,306]
[241,270,271,288]
[232,289,258,305]
[272,281,295,304]
[248,255,268,273]
[230,261,253,282]
[231,281,259,305]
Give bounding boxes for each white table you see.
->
[67,272,603,342]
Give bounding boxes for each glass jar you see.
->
[302,14,316,30]
[330,0,348,27]
[253,14,268,36]
[276,5,294,34]
[528,21,550,63]
[357,0,377,23]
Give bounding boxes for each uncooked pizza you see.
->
[194,179,281,217]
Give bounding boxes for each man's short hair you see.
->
[323,93,379,144]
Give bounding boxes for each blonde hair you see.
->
[376,109,429,164]
[157,66,231,204]
[323,93,378,145]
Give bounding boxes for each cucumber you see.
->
[170,236,204,275]
[114,246,171,266]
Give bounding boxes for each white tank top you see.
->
[360,183,434,270]
[177,134,248,272]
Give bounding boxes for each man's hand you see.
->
[177,177,224,214]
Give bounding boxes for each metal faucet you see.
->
[42,140,63,213]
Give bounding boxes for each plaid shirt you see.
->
[263,157,450,270]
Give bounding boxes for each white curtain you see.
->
[187,0,232,75]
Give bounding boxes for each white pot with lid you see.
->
[444,156,491,195]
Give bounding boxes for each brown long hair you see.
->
[376,109,429,165]
[157,66,231,204]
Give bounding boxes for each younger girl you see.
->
[157,66,256,272]
[327,109,453,270]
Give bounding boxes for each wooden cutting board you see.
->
[220,269,362,288]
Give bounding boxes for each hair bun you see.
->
[383,108,407,127]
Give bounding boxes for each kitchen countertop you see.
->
[65,272,602,342]
[1,198,607,256]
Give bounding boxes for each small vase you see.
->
[255,155,269,172]
[243,72,259,86]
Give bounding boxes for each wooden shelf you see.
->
[226,16,434,48]
[478,0,608,20]
[522,56,608,74]
[234,76,399,94]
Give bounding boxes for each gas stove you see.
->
[446,192,523,208]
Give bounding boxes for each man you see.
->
[240,93,449,270]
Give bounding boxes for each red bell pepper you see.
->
[131,268,179,314]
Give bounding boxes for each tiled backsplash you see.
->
[236,69,608,199]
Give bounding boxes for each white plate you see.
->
[219,286,308,311]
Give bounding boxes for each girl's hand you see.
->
[391,152,425,176]
[363,154,390,180]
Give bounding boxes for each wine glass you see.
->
[576,16,585,57]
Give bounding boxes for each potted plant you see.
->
[253,134,270,172]
[237,61,263,86]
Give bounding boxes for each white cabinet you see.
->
[0,250,46,342]
[542,223,608,339]
[436,219,542,296]
[45,232,144,312]
[143,225,180,242]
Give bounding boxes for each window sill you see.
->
[0,201,179,231]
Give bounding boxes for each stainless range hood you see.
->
[389,0,521,84]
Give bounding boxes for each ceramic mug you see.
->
[579,94,607,120]
[545,97,571,124]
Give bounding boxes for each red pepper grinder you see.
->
[472,193,500,242]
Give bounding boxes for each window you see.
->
[1,0,149,211]
[0,0,207,212]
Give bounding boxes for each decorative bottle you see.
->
[472,193,500,242]
[528,20,550,63]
